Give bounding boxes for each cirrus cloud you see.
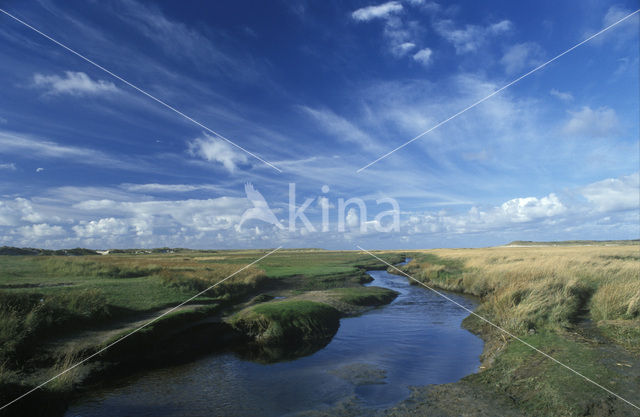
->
[33,71,118,96]
[562,106,619,138]
[351,1,403,21]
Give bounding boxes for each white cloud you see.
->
[394,42,416,56]
[188,133,249,173]
[36,167,44,173]
[434,19,512,54]
[408,0,440,12]
[19,223,65,238]
[581,172,639,212]
[121,183,226,193]
[500,42,544,74]
[0,163,16,171]
[0,131,95,159]
[412,48,433,66]
[33,71,118,96]
[562,106,619,138]
[73,196,249,233]
[603,6,639,40]
[406,193,566,234]
[73,218,130,238]
[0,130,144,172]
[345,208,360,228]
[489,20,512,33]
[496,193,566,223]
[550,89,573,102]
[352,2,403,21]
[351,2,432,61]
[0,198,43,226]
[116,0,259,81]
[299,106,382,151]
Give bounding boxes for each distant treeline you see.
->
[0,247,99,256]
[0,246,216,256]
[506,239,640,246]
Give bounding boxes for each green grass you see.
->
[196,250,406,278]
[471,330,618,416]
[231,300,341,345]
[0,249,405,376]
[597,320,640,354]
[0,289,110,366]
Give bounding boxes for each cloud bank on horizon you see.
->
[0,0,637,249]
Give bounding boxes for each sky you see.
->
[0,0,638,250]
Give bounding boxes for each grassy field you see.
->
[396,244,640,416]
[401,245,639,339]
[1,245,638,416]
[0,248,404,416]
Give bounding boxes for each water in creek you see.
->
[66,264,483,416]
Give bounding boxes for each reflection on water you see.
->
[65,264,483,416]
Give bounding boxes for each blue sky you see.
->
[0,0,638,249]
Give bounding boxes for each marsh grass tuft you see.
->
[0,289,110,366]
[231,300,341,345]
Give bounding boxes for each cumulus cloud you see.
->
[562,106,619,138]
[496,193,566,223]
[581,172,639,212]
[19,223,65,237]
[352,1,403,21]
[73,196,249,233]
[412,48,433,66]
[0,163,16,171]
[407,193,566,234]
[434,19,512,54]
[33,71,118,96]
[549,89,573,102]
[345,208,360,228]
[73,217,130,238]
[188,133,249,173]
[500,42,544,74]
[0,198,43,226]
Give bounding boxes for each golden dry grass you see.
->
[404,245,639,336]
